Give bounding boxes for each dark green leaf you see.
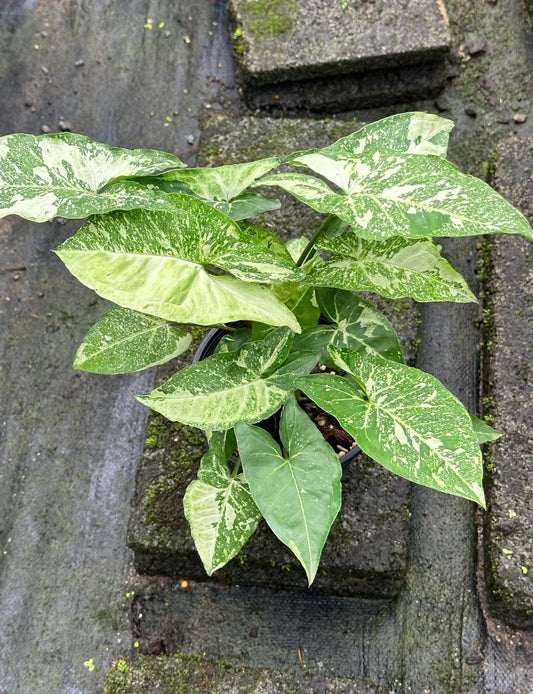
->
[235,396,342,584]
[292,289,403,365]
[470,415,502,444]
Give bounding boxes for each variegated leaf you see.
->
[289,112,453,163]
[257,152,533,242]
[297,347,485,506]
[136,328,318,430]
[310,235,477,302]
[235,396,342,585]
[470,415,502,444]
[292,289,403,365]
[184,431,261,575]
[0,132,183,221]
[162,157,280,201]
[74,306,191,374]
[238,221,293,261]
[55,195,302,331]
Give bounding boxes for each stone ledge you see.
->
[483,135,533,628]
[229,0,450,87]
[105,652,384,693]
[228,0,449,109]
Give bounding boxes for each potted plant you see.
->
[1,112,531,585]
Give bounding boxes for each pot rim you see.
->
[193,323,362,464]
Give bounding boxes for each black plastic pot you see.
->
[193,324,361,464]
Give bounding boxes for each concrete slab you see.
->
[229,0,450,86]
[228,0,449,109]
[483,135,533,629]
[0,2,224,692]
[104,652,383,693]
[128,115,420,598]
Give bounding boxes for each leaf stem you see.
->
[295,215,344,267]
[231,458,242,478]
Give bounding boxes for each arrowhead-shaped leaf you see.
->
[137,328,318,430]
[310,235,477,303]
[184,431,262,575]
[289,111,453,161]
[55,194,302,331]
[235,396,342,585]
[292,289,403,365]
[257,154,533,242]
[0,132,183,221]
[73,306,192,374]
[152,157,281,221]
[297,347,485,506]
[470,415,502,444]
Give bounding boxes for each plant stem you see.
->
[295,214,344,267]
[231,459,242,478]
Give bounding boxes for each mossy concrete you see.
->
[104,653,383,693]
[229,0,450,101]
[228,0,449,109]
[483,136,533,629]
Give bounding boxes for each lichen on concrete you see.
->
[104,652,382,693]
[482,136,533,628]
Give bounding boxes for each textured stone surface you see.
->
[104,653,383,693]
[128,115,418,597]
[0,2,222,693]
[483,136,533,629]
[228,0,449,108]
[229,0,450,86]
[242,62,447,112]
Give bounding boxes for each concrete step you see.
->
[229,0,450,109]
[483,135,533,629]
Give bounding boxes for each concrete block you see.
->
[228,0,450,108]
[229,0,450,86]
[483,135,533,628]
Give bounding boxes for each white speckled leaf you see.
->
[136,328,318,429]
[257,152,533,241]
[163,157,280,201]
[293,289,403,365]
[0,132,184,221]
[55,195,302,330]
[235,396,342,585]
[73,306,191,374]
[297,347,485,506]
[310,235,477,302]
[184,431,261,575]
[289,112,453,162]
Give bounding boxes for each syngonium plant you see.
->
[1,112,531,584]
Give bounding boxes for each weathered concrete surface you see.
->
[0,1,223,692]
[104,653,384,694]
[228,0,449,109]
[483,136,533,629]
[229,0,450,85]
[242,62,448,112]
